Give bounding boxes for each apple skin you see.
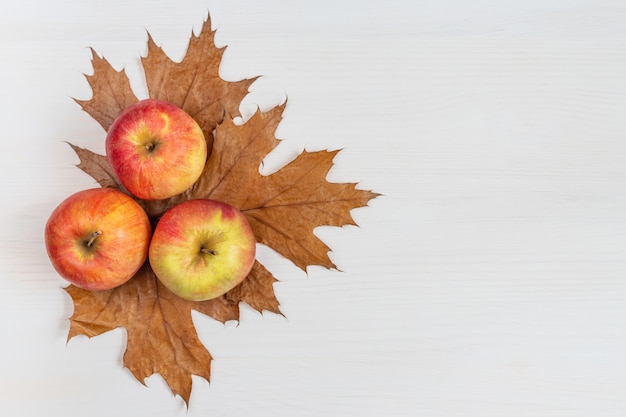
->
[45,188,152,291]
[105,98,207,200]
[149,199,256,301]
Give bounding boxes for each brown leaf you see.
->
[226,261,281,315]
[66,16,287,404]
[64,13,378,406]
[188,105,380,270]
[67,143,126,191]
[74,49,138,131]
[141,16,257,154]
[74,15,258,220]
[66,264,239,405]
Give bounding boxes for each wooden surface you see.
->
[2,0,626,416]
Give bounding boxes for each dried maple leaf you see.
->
[64,14,378,406]
[67,143,127,191]
[187,104,379,271]
[66,262,273,404]
[74,49,138,132]
[141,22,257,154]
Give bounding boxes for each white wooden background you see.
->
[2,0,626,416]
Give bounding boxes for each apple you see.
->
[105,98,207,200]
[149,199,256,301]
[45,188,152,291]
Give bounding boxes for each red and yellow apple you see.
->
[45,188,152,291]
[148,199,256,301]
[105,98,207,200]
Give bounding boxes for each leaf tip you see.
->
[199,12,214,36]
[87,46,99,59]
[143,29,157,50]
[368,190,384,202]
[66,330,77,346]
[71,95,84,106]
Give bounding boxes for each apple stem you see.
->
[201,248,217,255]
[87,231,102,247]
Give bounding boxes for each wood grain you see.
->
[1,1,626,416]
